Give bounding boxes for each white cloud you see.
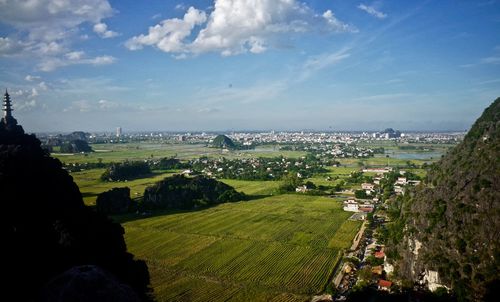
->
[480,56,500,64]
[126,0,356,56]
[65,51,85,60]
[299,48,351,81]
[126,7,207,52]
[98,99,119,110]
[175,3,187,10]
[39,81,48,90]
[89,55,116,65]
[0,0,116,70]
[38,53,116,71]
[30,88,39,98]
[357,4,387,19]
[16,99,39,112]
[93,22,119,38]
[64,100,93,112]
[322,10,358,32]
[0,0,113,41]
[25,75,41,81]
[0,37,26,55]
[64,98,129,113]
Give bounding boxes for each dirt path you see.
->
[350,220,367,251]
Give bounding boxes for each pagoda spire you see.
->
[3,89,13,121]
[0,88,23,134]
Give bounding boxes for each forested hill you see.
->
[211,134,236,149]
[394,98,500,301]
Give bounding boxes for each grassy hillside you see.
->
[122,194,361,301]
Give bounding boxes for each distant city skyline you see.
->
[1,0,499,132]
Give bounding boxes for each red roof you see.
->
[375,251,385,258]
[378,280,392,288]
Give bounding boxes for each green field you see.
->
[123,194,360,301]
[55,143,306,164]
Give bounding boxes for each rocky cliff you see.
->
[394,98,500,301]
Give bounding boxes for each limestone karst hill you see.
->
[394,98,500,301]
[0,91,151,301]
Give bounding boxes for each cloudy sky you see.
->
[1,0,499,132]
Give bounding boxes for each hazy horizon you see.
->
[1,0,499,132]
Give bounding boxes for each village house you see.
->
[295,185,308,193]
[394,185,404,195]
[395,177,407,185]
[371,265,383,276]
[378,279,392,291]
[362,167,392,173]
[343,199,359,212]
[358,205,374,213]
[361,183,375,190]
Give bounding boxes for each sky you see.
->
[0,0,499,132]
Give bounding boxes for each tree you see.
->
[96,187,135,215]
[278,173,303,192]
[101,161,151,181]
[305,181,316,189]
[355,189,368,199]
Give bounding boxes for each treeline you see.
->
[101,161,151,181]
[148,157,190,170]
[66,156,187,174]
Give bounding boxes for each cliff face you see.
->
[0,125,151,301]
[396,98,500,301]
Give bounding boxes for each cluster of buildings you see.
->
[36,129,463,146]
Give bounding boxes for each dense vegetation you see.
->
[101,161,151,181]
[60,139,93,153]
[96,187,135,215]
[0,120,151,300]
[142,174,246,210]
[148,157,189,170]
[190,155,328,180]
[388,98,500,301]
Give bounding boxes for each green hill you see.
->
[393,98,500,301]
[211,134,236,149]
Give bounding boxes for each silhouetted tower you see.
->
[3,89,13,122]
[1,89,23,134]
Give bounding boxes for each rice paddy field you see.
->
[122,194,361,302]
[54,143,306,164]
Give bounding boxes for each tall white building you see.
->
[116,127,122,137]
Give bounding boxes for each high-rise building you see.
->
[116,127,122,137]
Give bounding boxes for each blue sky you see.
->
[0,0,499,132]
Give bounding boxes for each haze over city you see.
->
[1,0,499,132]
